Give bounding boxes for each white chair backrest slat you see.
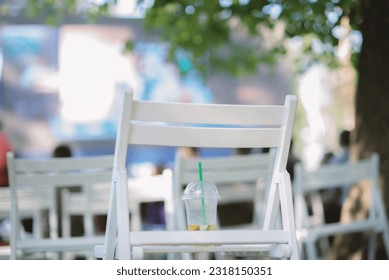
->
[15,172,112,187]
[13,156,113,172]
[128,124,283,148]
[132,100,287,125]
[296,157,376,191]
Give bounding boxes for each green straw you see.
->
[198,162,207,225]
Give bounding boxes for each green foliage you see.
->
[3,0,362,78]
[141,0,362,77]
[20,0,112,25]
[143,0,283,77]
[25,0,79,24]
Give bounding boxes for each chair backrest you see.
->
[6,151,113,259]
[61,186,108,239]
[0,187,45,223]
[173,150,275,231]
[293,153,389,259]
[62,169,174,237]
[0,186,49,234]
[102,89,298,260]
[1,187,46,259]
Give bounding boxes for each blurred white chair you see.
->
[62,169,175,259]
[173,150,275,259]
[7,152,112,259]
[293,153,389,259]
[61,173,113,259]
[96,89,298,260]
[0,187,49,259]
[0,188,12,259]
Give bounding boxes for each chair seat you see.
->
[94,230,291,259]
[16,236,105,252]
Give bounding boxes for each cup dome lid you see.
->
[182,180,220,200]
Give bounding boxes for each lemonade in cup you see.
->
[182,179,220,231]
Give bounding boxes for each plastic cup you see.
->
[182,180,220,231]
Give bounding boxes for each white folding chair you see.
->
[7,152,112,259]
[62,169,175,259]
[293,153,389,259]
[96,89,298,260]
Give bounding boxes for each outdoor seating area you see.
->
[1,87,388,261]
[1,1,389,270]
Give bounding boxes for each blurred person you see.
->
[319,129,351,224]
[329,129,351,204]
[52,144,72,158]
[327,129,351,165]
[321,151,335,165]
[178,146,199,158]
[141,162,167,231]
[235,148,252,155]
[218,147,268,228]
[286,140,300,182]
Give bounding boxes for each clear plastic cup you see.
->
[182,180,220,231]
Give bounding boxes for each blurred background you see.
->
[0,0,357,174]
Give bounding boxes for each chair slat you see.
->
[180,169,269,185]
[308,220,377,238]
[299,159,373,192]
[181,153,272,169]
[128,230,289,246]
[129,124,282,148]
[14,156,113,172]
[15,171,112,187]
[133,100,287,125]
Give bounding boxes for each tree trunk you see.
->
[331,0,389,259]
